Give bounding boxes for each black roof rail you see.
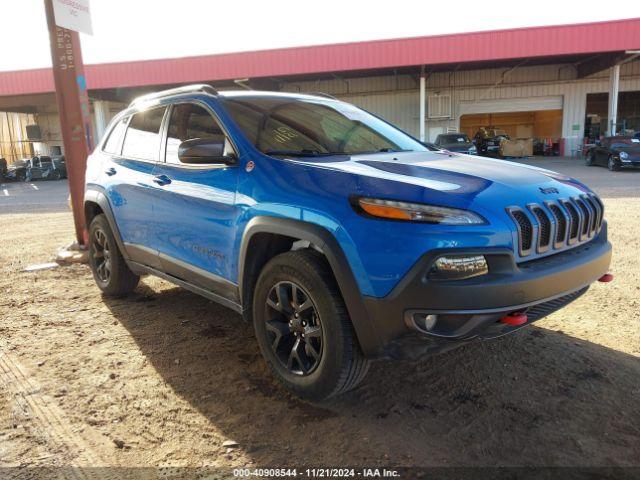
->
[310,91,338,100]
[130,84,218,107]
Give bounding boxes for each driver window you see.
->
[165,103,227,164]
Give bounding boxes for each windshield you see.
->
[610,138,640,148]
[438,134,470,144]
[222,96,429,156]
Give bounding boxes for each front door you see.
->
[104,106,168,269]
[150,101,240,300]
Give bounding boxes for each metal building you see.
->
[1,18,639,162]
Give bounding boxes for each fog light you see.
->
[413,313,439,332]
[429,255,488,280]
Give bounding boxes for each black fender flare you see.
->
[84,187,131,261]
[238,216,382,356]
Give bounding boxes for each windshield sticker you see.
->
[273,126,299,143]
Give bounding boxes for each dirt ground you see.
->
[1,197,639,476]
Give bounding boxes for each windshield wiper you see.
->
[376,148,413,153]
[264,149,340,157]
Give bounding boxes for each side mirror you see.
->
[178,138,235,164]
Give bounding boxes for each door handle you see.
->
[152,174,172,186]
[105,167,117,176]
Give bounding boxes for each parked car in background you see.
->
[434,133,477,155]
[474,127,510,157]
[586,136,640,171]
[5,155,67,181]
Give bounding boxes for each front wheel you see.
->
[88,214,139,296]
[252,250,369,400]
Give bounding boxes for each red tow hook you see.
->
[500,312,528,326]
[598,273,614,283]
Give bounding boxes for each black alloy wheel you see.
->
[264,281,323,376]
[91,227,112,283]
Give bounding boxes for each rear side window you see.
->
[165,103,226,164]
[121,107,167,161]
[103,117,129,155]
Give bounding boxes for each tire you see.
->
[16,171,26,182]
[50,169,61,180]
[252,249,370,400]
[88,214,139,296]
[608,155,620,172]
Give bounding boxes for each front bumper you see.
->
[362,225,612,359]
[620,160,640,168]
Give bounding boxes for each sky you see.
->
[2,0,640,72]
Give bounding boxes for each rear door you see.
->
[102,106,168,268]
[149,101,240,298]
[595,139,610,165]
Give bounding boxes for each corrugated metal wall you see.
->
[26,60,640,158]
[0,112,36,164]
[283,60,640,151]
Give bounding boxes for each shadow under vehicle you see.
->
[5,155,67,182]
[586,136,640,171]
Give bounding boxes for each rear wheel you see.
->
[50,169,62,180]
[252,250,369,400]
[88,214,139,296]
[608,155,620,172]
[585,152,595,166]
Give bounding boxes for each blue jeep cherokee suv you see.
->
[85,84,612,400]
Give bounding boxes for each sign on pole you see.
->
[45,0,94,245]
[51,0,93,35]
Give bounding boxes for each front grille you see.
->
[507,194,603,259]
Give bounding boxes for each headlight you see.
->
[468,146,477,154]
[355,197,486,224]
[619,151,629,160]
[428,255,489,280]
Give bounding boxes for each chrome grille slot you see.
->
[579,195,597,237]
[589,194,604,230]
[547,203,567,246]
[508,208,534,256]
[562,200,580,244]
[574,197,592,239]
[586,196,601,234]
[529,206,551,252]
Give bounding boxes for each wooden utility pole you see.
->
[44,0,93,245]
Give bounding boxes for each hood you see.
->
[289,150,592,210]
[440,142,475,152]
[615,145,640,159]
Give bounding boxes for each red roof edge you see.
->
[1,17,639,97]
